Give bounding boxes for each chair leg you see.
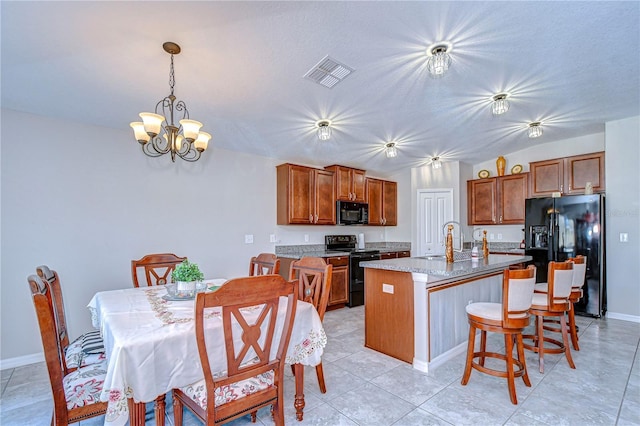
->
[505,333,517,405]
[479,330,487,367]
[172,393,183,426]
[568,303,580,351]
[251,411,257,422]
[155,394,166,426]
[315,362,327,393]
[516,333,531,387]
[559,314,576,369]
[536,314,545,373]
[290,364,295,376]
[461,323,476,385]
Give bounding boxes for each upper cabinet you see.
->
[324,165,366,202]
[276,163,336,225]
[529,152,605,197]
[467,173,528,225]
[366,178,397,226]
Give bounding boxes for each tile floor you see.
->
[1,306,639,425]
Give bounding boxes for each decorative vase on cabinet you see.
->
[496,156,506,177]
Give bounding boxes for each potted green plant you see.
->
[171,260,204,296]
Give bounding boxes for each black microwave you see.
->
[336,201,368,225]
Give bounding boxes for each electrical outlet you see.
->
[620,233,629,243]
[269,234,277,243]
[244,234,254,244]
[490,233,495,240]
[304,234,309,243]
[382,283,394,294]
[497,233,503,240]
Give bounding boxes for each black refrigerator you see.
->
[525,194,606,317]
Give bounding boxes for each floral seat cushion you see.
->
[66,335,106,369]
[179,370,274,409]
[62,360,108,410]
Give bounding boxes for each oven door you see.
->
[349,252,380,307]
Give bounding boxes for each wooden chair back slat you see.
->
[249,253,280,276]
[288,257,332,321]
[131,253,186,287]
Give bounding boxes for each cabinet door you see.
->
[497,173,528,224]
[325,256,349,306]
[313,169,336,225]
[332,166,353,201]
[277,164,312,224]
[366,178,383,225]
[530,159,564,197]
[352,169,366,202]
[382,180,397,226]
[397,251,411,258]
[566,152,605,194]
[467,178,497,225]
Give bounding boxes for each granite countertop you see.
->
[490,248,525,255]
[361,254,532,284]
[276,251,350,260]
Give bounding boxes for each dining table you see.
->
[87,279,327,426]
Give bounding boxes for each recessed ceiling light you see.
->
[492,93,510,115]
[528,122,543,138]
[431,156,442,169]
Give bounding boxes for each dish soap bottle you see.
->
[445,224,454,263]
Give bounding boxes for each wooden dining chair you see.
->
[534,255,587,351]
[248,253,280,276]
[36,265,105,373]
[172,274,298,426]
[28,274,109,425]
[524,260,575,373]
[289,257,332,393]
[131,253,186,287]
[461,266,537,405]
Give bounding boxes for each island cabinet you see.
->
[467,173,528,225]
[323,255,349,308]
[324,165,366,202]
[366,178,397,226]
[276,163,335,225]
[379,250,411,260]
[529,151,605,197]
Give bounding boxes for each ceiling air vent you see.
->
[304,55,354,89]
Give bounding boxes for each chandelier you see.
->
[431,156,442,169]
[130,42,211,162]
[426,44,452,78]
[385,142,398,158]
[528,122,543,138]
[316,120,332,140]
[492,93,510,115]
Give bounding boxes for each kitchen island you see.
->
[361,254,531,372]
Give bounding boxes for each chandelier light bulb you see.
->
[432,156,442,169]
[427,45,452,78]
[492,93,510,115]
[316,120,332,140]
[385,142,398,158]
[528,122,543,138]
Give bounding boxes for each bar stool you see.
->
[461,265,537,405]
[534,256,587,350]
[523,261,575,373]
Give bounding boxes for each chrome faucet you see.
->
[442,221,464,252]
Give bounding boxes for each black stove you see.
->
[325,235,380,307]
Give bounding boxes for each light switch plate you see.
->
[269,234,277,243]
[620,233,629,243]
[244,234,254,244]
[382,283,394,294]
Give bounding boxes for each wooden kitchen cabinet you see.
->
[366,178,397,226]
[324,255,349,307]
[324,165,366,202]
[467,173,528,225]
[276,163,336,225]
[529,151,605,197]
[379,250,411,259]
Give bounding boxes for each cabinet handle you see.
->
[569,184,572,192]
[560,184,563,193]
[315,214,319,223]
[309,214,313,223]
[499,215,503,223]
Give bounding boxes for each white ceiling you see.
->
[2,1,639,176]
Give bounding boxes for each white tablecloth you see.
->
[87,280,327,426]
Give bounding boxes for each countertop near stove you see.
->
[275,242,411,260]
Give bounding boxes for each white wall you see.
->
[471,133,606,242]
[0,109,413,365]
[604,116,640,319]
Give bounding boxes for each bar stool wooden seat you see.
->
[523,261,575,373]
[461,265,537,405]
[534,256,587,350]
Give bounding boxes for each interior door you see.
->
[417,189,453,256]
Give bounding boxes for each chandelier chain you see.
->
[169,53,176,97]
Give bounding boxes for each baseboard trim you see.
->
[0,352,44,371]
[606,311,640,323]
